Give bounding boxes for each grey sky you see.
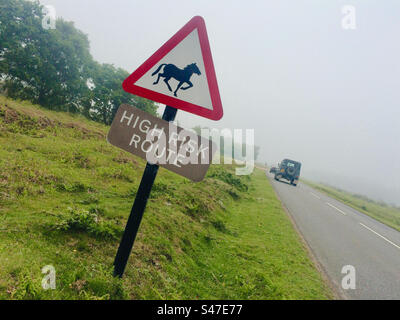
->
[40,0,400,205]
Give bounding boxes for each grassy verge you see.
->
[0,96,332,299]
[303,180,400,232]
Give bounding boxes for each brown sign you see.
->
[107,104,217,182]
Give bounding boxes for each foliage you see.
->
[208,167,249,192]
[55,207,122,240]
[0,0,157,123]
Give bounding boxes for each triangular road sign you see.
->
[122,16,223,121]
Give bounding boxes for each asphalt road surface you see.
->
[267,173,400,300]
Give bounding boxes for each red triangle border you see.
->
[122,16,223,121]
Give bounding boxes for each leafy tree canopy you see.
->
[0,0,158,124]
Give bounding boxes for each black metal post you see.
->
[113,106,177,278]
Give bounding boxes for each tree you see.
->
[86,62,157,124]
[0,0,158,124]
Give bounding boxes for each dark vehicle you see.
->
[274,159,301,186]
[269,167,278,174]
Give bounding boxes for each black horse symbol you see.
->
[151,63,201,97]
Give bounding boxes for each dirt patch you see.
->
[64,122,105,139]
[112,155,138,166]
[2,106,19,124]
[0,104,105,139]
[1,104,55,129]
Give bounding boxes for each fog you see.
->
[39,0,400,205]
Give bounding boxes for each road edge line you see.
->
[310,192,321,199]
[265,174,346,300]
[359,223,400,250]
[301,180,400,234]
[326,203,347,216]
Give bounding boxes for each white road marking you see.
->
[310,192,321,199]
[326,202,347,215]
[359,223,400,250]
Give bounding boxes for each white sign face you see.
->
[135,29,213,111]
[122,16,223,121]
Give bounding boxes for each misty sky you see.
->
[38,0,400,205]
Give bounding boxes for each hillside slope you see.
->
[0,96,332,299]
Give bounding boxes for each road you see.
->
[267,173,400,299]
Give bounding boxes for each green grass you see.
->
[304,180,400,232]
[0,96,332,299]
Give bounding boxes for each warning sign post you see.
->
[113,106,177,277]
[110,16,223,277]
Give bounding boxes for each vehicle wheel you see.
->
[293,183,297,187]
[286,167,295,176]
